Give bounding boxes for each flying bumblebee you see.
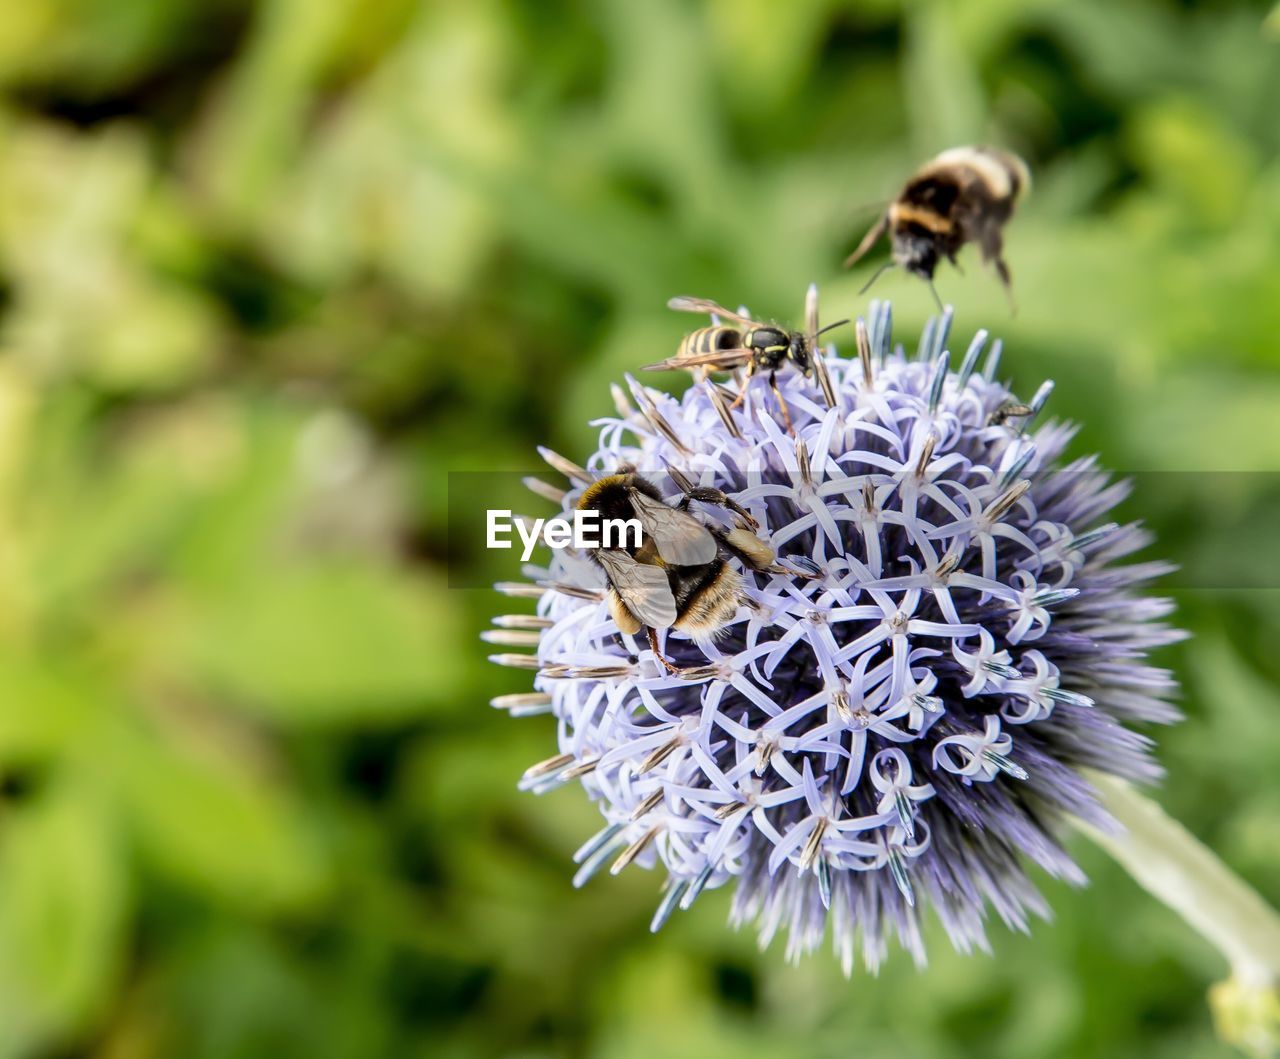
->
[843,146,1031,309]
[575,472,774,672]
[645,296,847,430]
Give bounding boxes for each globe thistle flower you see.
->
[489,292,1184,973]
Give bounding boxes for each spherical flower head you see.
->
[491,295,1183,973]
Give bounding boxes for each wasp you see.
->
[645,296,847,432]
[576,471,775,673]
[844,146,1031,310]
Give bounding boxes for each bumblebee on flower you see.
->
[491,291,1183,974]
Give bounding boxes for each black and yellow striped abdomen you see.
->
[676,325,743,361]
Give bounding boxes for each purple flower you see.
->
[489,295,1184,973]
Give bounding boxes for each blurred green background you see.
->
[0,0,1278,1056]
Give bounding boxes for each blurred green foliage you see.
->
[0,0,1277,1056]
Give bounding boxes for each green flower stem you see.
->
[1081,771,1280,1056]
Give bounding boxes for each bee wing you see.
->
[643,348,753,373]
[596,549,677,629]
[628,489,718,565]
[667,296,756,328]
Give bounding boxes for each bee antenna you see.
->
[814,318,850,338]
[857,261,895,296]
[925,277,944,314]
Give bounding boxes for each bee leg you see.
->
[728,389,745,411]
[979,228,1017,315]
[645,627,682,674]
[720,525,775,571]
[728,362,756,411]
[768,371,794,434]
[924,276,945,314]
[994,257,1017,315]
[680,489,759,530]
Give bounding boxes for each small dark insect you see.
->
[844,146,1031,310]
[987,400,1034,427]
[646,296,847,431]
[575,472,775,673]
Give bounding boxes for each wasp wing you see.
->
[596,549,677,629]
[643,348,753,372]
[666,296,756,328]
[628,490,718,565]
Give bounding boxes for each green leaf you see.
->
[173,562,462,724]
[0,776,126,1058]
[108,725,328,914]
